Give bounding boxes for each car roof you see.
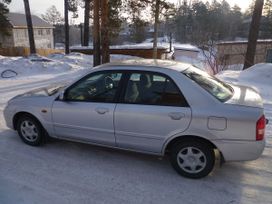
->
[96,59,192,72]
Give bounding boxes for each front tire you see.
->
[16,115,44,146]
[170,140,215,179]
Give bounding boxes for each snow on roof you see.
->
[217,39,272,45]
[7,13,53,28]
[173,44,200,52]
[110,43,168,50]
[71,43,169,50]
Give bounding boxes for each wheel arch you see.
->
[13,111,43,130]
[163,135,218,155]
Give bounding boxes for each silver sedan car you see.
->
[4,59,267,178]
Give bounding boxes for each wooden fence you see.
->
[0,47,64,57]
[0,47,169,59]
[70,48,168,59]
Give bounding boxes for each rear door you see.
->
[114,71,192,153]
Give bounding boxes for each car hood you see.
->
[10,84,66,101]
[225,84,263,108]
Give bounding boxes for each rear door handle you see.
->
[168,112,185,120]
[95,107,109,114]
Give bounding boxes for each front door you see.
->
[52,71,124,146]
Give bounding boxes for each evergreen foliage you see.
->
[41,6,64,25]
[0,0,11,37]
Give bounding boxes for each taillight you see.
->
[256,115,266,141]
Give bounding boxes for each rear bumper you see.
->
[213,139,265,161]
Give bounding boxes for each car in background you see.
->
[4,59,267,178]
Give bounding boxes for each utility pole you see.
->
[23,0,36,54]
[243,0,264,69]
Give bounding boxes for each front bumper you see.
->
[213,139,265,162]
[3,105,15,129]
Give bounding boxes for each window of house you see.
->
[46,29,51,35]
[38,29,43,35]
[124,72,188,107]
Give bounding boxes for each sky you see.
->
[8,0,251,24]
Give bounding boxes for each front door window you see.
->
[65,71,123,103]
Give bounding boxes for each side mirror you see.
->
[58,90,66,101]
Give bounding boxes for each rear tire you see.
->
[16,115,44,146]
[170,140,215,179]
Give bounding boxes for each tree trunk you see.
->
[93,0,101,66]
[153,0,160,59]
[243,0,264,70]
[169,32,172,52]
[83,0,90,46]
[64,0,70,54]
[101,0,110,63]
[23,0,36,54]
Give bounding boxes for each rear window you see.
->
[182,67,233,102]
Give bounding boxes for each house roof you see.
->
[7,13,53,28]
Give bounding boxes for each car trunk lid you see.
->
[225,84,263,108]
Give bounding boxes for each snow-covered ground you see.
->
[0,55,272,204]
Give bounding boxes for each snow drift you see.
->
[218,63,272,102]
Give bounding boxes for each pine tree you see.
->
[101,0,110,63]
[42,6,64,25]
[108,0,123,44]
[83,0,90,46]
[64,0,79,54]
[125,0,149,43]
[262,0,272,38]
[93,0,101,66]
[150,0,174,58]
[153,0,160,59]
[0,0,11,37]
[64,0,69,54]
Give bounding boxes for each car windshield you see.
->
[182,67,233,102]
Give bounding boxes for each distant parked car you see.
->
[4,59,267,178]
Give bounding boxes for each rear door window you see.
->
[123,71,189,107]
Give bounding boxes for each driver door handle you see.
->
[95,107,109,114]
[168,112,185,120]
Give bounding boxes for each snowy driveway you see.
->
[0,70,272,204]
